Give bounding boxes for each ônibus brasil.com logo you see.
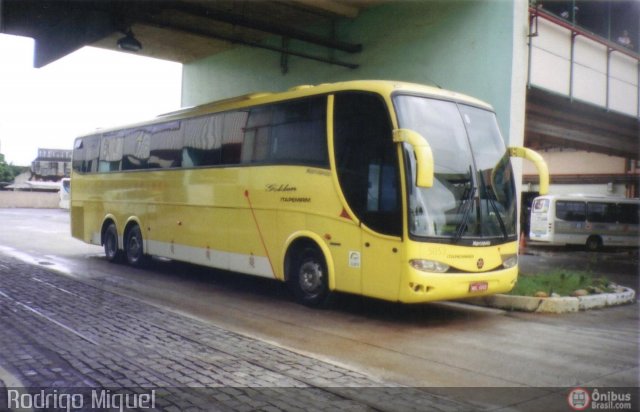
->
[568,388,591,410]
[568,387,633,411]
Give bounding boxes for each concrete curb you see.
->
[463,285,636,314]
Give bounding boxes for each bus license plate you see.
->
[469,282,488,293]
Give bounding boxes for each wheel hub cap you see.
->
[299,261,322,294]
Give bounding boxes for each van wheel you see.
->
[103,223,121,263]
[586,235,602,252]
[125,225,146,267]
[289,246,329,307]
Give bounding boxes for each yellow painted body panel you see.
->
[71,80,522,304]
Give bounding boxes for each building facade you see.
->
[524,2,639,199]
[181,1,530,154]
[180,1,638,204]
[31,148,72,180]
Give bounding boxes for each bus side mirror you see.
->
[508,146,549,195]
[393,129,434,188]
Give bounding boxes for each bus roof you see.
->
[77,80,493,138]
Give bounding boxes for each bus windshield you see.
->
[395,95,517,243]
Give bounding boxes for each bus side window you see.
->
[239,97,329,166]
[242,106,273,163]
[556,201,586,221]
[99,134,123,172]
[618,203,639,224]
[587,202,616,223]
[270,97,328,167]
[122,130,150,170]
[73,135,100,174]
[148,121,183,169]
[183,114,224,167]
[221,111,248,164]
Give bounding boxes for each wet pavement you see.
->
[0,254,470,411]
[0,209,638,411]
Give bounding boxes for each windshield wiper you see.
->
[478,171,508,240]
[454,183,476,243]
[487,194,508,240]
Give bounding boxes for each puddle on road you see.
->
[0,246,76,277]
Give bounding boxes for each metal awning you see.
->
[526,87,639,160]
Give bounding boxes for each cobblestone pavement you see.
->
[0,254,473,411]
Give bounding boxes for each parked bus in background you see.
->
[70,81,548,306]
[59,177,70,209]
[529,194,639,251]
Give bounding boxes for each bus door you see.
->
[333,92,403,301]
[360,161,403,300]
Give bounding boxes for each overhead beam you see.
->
[163,2,362,54]
[139,16,359,69]
[1,0,365,67]
[32,9,114,68]
[525,87,639,159]
[1,0,116,67]
[286,0,360,19]
[525,120,637,156]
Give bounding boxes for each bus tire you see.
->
[586,235,602,252]
[125,225,146,267]
[289,246,329,307]
[103,223,122,263]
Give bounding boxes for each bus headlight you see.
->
[410,259,449,273]
[502,254,518,269]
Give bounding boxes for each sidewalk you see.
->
[0,254,470,411]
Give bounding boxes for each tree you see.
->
[0,153,16,183]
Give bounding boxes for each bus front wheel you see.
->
[125,225,146,267]
[586,235,602,252]
[290,246,329,307]
[103,223,121,263]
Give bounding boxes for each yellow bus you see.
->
[71,80,548,305]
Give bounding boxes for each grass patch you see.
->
[509,270,613,297]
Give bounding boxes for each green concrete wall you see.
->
[182,0,521,143]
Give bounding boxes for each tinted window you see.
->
[242,106,273,163]
[334,92,400,236]
[556,201,586,221]
[532,198,549,213]
[221,111,249,164]
[99,134,123,172]
[618,203,639,224]
[74,97,327,172]
[72,135,100,173]
[587,202,617,223]
[120,122,182,170]
[240,97,328,166]
[147,121,183,169]
[182,114,224,167]
[270,98,327,166]
[122,129,150,170]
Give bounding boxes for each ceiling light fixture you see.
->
[117,29,142,52]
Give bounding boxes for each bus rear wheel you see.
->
[125,225,146,267]
[103,223,121,263]
[290,246,329,307]
[586,235,602,252]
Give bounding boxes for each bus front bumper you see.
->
[398,266,518,304]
